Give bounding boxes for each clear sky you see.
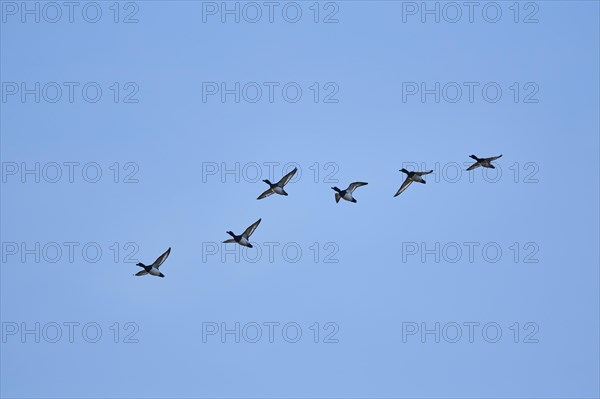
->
[1,1,599,398]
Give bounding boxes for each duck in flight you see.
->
[394,169,433,197]
[466,154,502,171]
[223,218,261,248]
[134,247,171,278]
[257,168,298,200]
[332,182,368,203]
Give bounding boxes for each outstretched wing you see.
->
[394,177,412,197]
[223,239,236,244]
[485,154,502,162]
[152,247,171,269]
[415,170,433,176]
[335,193,341,203]
[277,167,298,187]
[466,162,480,171]
[135,270,148,276]
[257,188,274,200]
[242,219,261,239]
[348,182,368,193]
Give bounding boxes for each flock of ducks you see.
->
[135,154,503,278]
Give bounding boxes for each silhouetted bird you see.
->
[466,154,502,171]
[394,169,433,197]
[134,248,171,278]
[223,219,262,248]
[257,168,298,200]
[332,182,368,203]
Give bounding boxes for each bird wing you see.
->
[466,162,480,171]
[135,270,148,276]
[415,170,433,176]
[257,188,274,200]
[348,182,368,193]
[277,167,298,187]
[152,247,171,269]
[394,177,412,197]
[222,239,236,244]
[485,155,503,162]
[242,218,261,238]
[335,193,341,203]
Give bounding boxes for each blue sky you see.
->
[1,1,599,398]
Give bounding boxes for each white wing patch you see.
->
[152,247,171,269]
[277,167,298,187]
[348,182,368,193]
[394,178,412,197]
[242,219,261,239]
[257,188,274,200]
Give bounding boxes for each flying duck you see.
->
[223,218,261,248]
[394,169,433,197]
[134,247,171,278]
[257,167,298,200]
[466,154,502,171]
[331,182,368,203]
